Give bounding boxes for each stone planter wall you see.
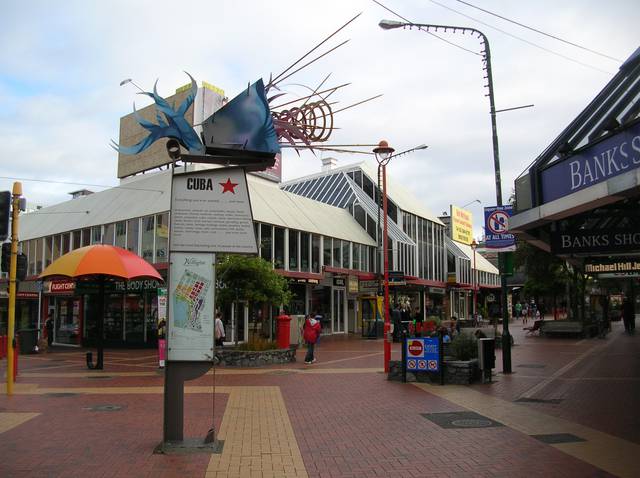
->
[215,347,296,367]
[388,359,480,385]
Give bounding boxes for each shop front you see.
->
[42,277,163,348]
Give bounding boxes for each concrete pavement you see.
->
[1,320,638,477]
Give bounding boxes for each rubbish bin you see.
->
[478,338,496,383]
[18,328,39,354]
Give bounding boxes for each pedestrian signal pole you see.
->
[6,182,22,396]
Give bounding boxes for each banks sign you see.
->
[541,122,640,203]
[550,228,640,254]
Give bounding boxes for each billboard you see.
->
[117,82,225,178]
[450,205,473,245]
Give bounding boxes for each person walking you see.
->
[303,313,321,364]
[45,314,54,348]
[514,302,522,320]
[214,312,225,347]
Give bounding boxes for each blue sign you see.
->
[484,205,516,251]
[406,337,439,372]
[541,122,640,204]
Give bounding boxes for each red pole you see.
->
[473,248,478,323]
[13,335,19,381]
[383,164,391,373]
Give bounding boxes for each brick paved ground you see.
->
[0,319,637,477]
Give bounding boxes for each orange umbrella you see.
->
[40,244,162,280]
[39,245,163,370]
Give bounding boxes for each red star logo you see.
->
[219,178,238,194]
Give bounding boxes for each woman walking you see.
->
[303,313,321,364]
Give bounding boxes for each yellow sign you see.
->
[451,205,473,245]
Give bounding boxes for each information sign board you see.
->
[406,337,439,372]
[170,168,257,254]
[167,252,215,361]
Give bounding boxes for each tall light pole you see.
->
[471,239,478,325]
[379,19,512,373]
[373,140,428,373]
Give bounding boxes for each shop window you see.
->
[288,230,299,271]
[34,238,42,273]
[388,200,398,224]
[354,204,366,229]
[72,230,81,250]
[90,226,102,245]
[124,294,145,343]
[61,233,70,255]
[81,228,90,247]
[311,234,320,273]
[274,227,285,269]
[141,216,155,262]
[102,224,113,245]
[55,298,82,345]
[254,222,259,247]
[127,218,139,254]
[362,175,374,200]
[354,170,363,188]
[261,224,272,262]
[104,294,124,341]
[155,213,169,262]
[333,239,342,268]
[366,214,376,241]
[115,221,126,249]
[52,235,60,260]
[301,232,310,272]
[323,236,332,268]
[353,243,361,271]
[342,241,350,269]
[27,240,35,276]
[44,236,53,267]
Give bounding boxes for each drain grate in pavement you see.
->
[45,393,79,397]
[267,370,295,376]
[517,364,546,369]
[86,376,113,380]
[421,411,504,429]
[85,404,125,412]
[531,433,586,444]
[516,397,563,404]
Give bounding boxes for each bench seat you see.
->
[540,320,583,336]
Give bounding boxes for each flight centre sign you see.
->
[170,168,257,254]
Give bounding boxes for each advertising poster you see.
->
[450,205,473,245]
[484,205,516,251]
[167,252,215,361]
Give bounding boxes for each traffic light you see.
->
[16,253,27,281]
[0,191,10,242]
[1,242,10,273]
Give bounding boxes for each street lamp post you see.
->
[373,140,428,373]
[379,19,512,373]
[471,239,478,325]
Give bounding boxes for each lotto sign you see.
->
[406,337,440,372]
[484,205,516,252]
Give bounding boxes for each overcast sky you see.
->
[1,0,638,238]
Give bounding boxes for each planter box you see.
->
[215,347,296,367]
[388,359,480,385]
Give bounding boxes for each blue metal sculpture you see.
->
[111,72,205,155]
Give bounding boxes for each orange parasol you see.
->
[39,245,163,370]
[39,244,162,281]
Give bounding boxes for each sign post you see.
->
[159,166,256,453]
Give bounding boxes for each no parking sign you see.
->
[484,205,516,251]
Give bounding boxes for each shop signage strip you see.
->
[541,122,640,204]
[584,257,640,275]
[550,228,640,254]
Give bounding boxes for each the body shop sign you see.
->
[541,122,640,203]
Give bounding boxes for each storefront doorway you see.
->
[332,288,346,333]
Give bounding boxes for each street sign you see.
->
[484,205,516,251]
[406,337,439,372]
